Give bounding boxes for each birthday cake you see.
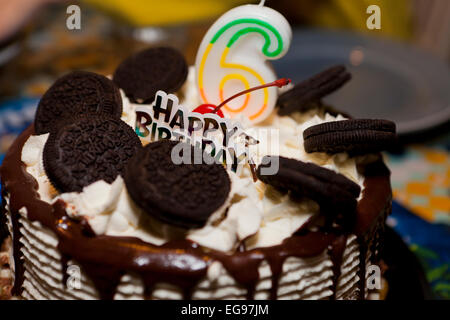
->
[0,4,396,300]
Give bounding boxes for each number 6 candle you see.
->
[195,1,292,124]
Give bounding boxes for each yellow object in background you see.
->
[84,0,250,26]
[83,0,413,40]
[388,146,450,224]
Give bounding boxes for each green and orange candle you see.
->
[195,1,292,124]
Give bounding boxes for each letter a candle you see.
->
[195,1,292,124]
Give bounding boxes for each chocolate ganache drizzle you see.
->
[0,125,391,300]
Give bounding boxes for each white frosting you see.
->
[21,133,55,203]
[59,178,124,235]
[188,173,263,252]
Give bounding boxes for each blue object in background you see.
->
[0,97,38,170]
[389,201,450,299]
[0,97,39,137]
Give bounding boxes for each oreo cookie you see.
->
[35,71,123,135]
[257,156,361,213]
[303,119,397,155]
[124,140,230,229]
[277,65,351,116]
[113,47,188,103]
[43,116,142,193]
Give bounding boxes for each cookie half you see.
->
[277,65,351,116]
[35,71,123,134]
[43,115,141,193]
[124,140,231,229]
[257,156,361,213]
[303,119,397,155]
[113,47,188,103]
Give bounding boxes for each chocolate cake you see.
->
[0,49,394,300]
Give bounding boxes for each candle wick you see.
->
[213,78,291,114]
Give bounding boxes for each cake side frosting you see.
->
[8,202,356,300]
[4,190,364,300]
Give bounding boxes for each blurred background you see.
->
[0,0,448,299]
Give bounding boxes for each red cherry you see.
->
[193,104,225,118]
